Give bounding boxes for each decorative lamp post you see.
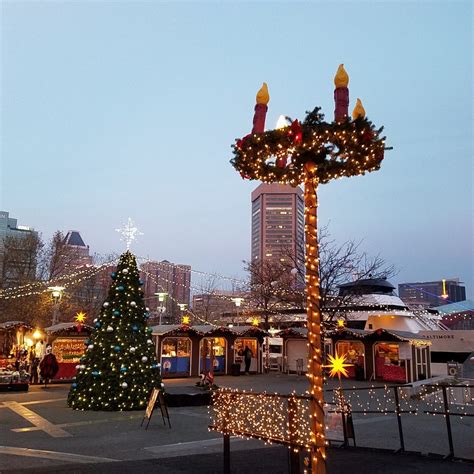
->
[231,297,244,325]
[230,66,390,474]
[48,286,65,326]
[155,292,168,325]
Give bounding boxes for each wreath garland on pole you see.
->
[230,65,391,474]
[231,107,389,185]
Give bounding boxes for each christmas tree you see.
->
[68,251,162,410]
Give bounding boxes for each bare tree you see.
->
[247,225,397,329]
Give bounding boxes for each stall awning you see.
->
[0,321,34,332]
[326,328,431,346]
[151,324,267,338]
[44,322,93,335]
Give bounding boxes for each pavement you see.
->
[0,374,472,473]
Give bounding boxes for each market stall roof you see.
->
[44,322,93,335]
[151,324,267,337]
[0,321,34,331]
[279,327,308,338]
[326,327,431,345]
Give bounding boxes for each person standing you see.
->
[243,345,253,374]
[39,345,59,388]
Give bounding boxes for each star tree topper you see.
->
[115,218,143,250]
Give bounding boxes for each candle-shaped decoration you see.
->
[252,82,270,133]
[334,64,349,122]
[352,98,365,120]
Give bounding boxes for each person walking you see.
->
[39,345,59,388]
[243,345,253,374]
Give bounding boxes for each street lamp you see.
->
[48,286,65,326]
[231,297,244,326]
[154,292,168,325]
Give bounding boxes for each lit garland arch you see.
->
[231,65,390,474]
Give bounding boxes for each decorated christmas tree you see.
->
[68,250,162,410]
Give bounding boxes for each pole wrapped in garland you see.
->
[231,65,391,474]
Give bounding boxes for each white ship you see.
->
[333,278,473,377]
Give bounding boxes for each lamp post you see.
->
[231,297,244,326]
[154,292,168,325]
[48,286,65,326]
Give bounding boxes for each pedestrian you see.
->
[31,357,40,384]
[39,345,59,388]
[243,345,253,374]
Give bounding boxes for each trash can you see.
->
[231,363,241,376]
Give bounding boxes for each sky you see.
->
[1,1,472,297]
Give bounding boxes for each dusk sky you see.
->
[1,2,472,297]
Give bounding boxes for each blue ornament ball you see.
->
[95,322,101,328]
[113,310,121,316]
[84,339,90,346]
[72,382,77,388]
[120,367,127,373]
[132,325,138,332]
[114,346,121,352]
[144,312,150,319]
[152,363,158,369]
[117,285,125,292]
[111,272,117,279]
[138,279,144,286]
[92,371,99,377]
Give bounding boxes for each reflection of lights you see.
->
[323,353,352,379]
[25,338,34,347]
[75,312,86,323]
[33,329,42,340]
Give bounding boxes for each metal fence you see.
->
[209,383,474,472]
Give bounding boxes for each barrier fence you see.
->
[209,383,474,473]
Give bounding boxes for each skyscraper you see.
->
[141,260,191,323]
[251,183,304,271]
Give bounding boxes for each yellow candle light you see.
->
[334,64,349,88]
[352,98,366,119]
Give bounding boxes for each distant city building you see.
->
[63,231,93,268]
[251,183,304,275]
[398,278,466,308]
[0,210,38,287]
[192,291,248,324]
[141,260,191,323]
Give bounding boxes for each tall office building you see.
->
[251,183,304,272]
[141,260,191,323]
[398,278,466,308]
[0,211,39,287]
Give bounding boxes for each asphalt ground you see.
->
[1,446,473,473]
[1,376,473,473]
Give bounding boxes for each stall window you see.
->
[234,338,257,357]
[161,337,191,375]
[335,340,365,379]
[200,338,226,373]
